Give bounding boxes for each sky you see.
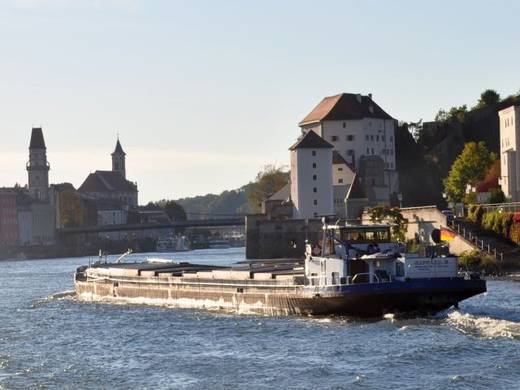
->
[1,0,519,203]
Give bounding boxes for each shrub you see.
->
[510,222,520,245]
[488,188,505,204]
[459,250,499,273]
[458,250,483,270]
[482,212,496,231]
[467,205,478,222]
[503,213,513,238]
[474,205,484,225]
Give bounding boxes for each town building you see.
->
[298,93,398,205]
[499,103,520,201]
[290,130,334,219]
[78,139,138,207]
[0,189,19,246]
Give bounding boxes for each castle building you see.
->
[499,103,520,201]
[298,93,398,203]
[27,128,50,201]
[78,138,138,207]
[290,130,334,219]
[332,151,355,218]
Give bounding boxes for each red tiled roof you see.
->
[299,93,393,125]
[79,171,137,193]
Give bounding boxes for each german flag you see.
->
[440,228,456,242]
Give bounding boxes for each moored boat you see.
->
[74,222,486,317]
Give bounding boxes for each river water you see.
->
[0,248,520,389]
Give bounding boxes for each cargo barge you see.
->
[74,223,486,317]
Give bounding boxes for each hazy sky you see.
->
[1,0,519,203]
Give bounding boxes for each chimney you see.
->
[368,93,373,100]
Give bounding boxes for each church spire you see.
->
[111,136,126,179]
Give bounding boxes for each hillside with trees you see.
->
[397,89,519,207]
[175,165,289,219]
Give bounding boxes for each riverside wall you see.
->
[245,215,323,259]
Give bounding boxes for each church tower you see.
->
[111,137,126,179]
[27,127,50,201]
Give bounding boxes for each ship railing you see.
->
[351,273,380,284]
[306,272,382,286]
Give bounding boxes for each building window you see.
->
[390,136,393,142]
[338,178,344,184]
[365,135,369,141]
[347,149,354,156]
[313,187,317,193]
[312,163,317,168]
[342,122,346,128]
[313,199,318,206]
[367,148,370,154]
[376,135,379,141]
[331,136,338,142]
[312,150,316,156]
[370,135,374,141]
[338,167,343,171]
[382,135,385,141]
[371,148,374,154]
[347,135,354,141]
[313,175,317,180]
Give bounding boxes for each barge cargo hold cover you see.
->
[75,224,486,317]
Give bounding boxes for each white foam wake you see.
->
[447,311,520,339]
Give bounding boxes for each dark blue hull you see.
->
[300,278,487,317]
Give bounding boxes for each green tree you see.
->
[434,105,467,123]
[161,200,187,221]
[474,89,500,109]
[443,142,496,203]
[247,164,289,212]
[368,205,408,242]
[59,190,86,228]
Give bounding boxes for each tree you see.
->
[247,164,289,212]
[59,190,86,228]
[443,142,496,203]
[368,205,408,242]
[474,89,500,109]
[161,200,187,221]
[434,105,467,123]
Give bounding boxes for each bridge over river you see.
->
[56,217,245,236]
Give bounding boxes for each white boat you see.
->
[156,236,190,252]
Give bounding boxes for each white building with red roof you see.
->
[298,92,399,206]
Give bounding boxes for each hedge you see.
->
[470,208,520,246]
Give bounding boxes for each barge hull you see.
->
[75,278,486,317]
